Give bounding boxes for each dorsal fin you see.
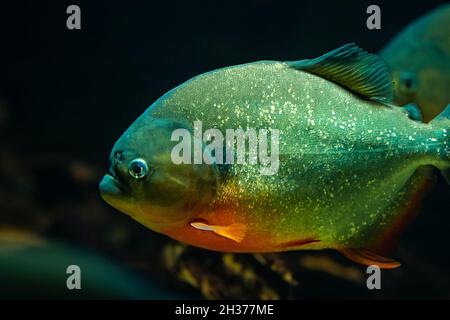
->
[286,43,394,103]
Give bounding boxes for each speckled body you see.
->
[143,61,448,251]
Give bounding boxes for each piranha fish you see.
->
[380,4,450,122]
[100,43,450,268]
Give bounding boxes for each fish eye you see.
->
[399,72,418,94]
[128,158,149,179]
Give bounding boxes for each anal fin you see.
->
[338,248,401,269]
[370,166,435,255]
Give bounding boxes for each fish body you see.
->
[381,4,450,122]
[100,44,450,267]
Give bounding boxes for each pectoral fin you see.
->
[190,222,247,243]
[338,248,401,269]
[402,103,423,122]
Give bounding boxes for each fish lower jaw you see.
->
[130,209,191,233]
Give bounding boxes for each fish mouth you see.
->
[100,173,140,220]
[99,173,127,204]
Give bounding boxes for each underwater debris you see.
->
[222,254,279,300]
[253,253,299,286]
[299,255,364,284]
[0,227,47,253]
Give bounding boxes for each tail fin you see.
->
[430,104,450,184]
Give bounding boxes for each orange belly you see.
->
[161,205,321,252]
[161,205,274,252]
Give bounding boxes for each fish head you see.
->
[391,70,419,104]
[390,67,449,122]
[381,4,450,122]
[99,115,219,231]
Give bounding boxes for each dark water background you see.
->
[0,0,449,299]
